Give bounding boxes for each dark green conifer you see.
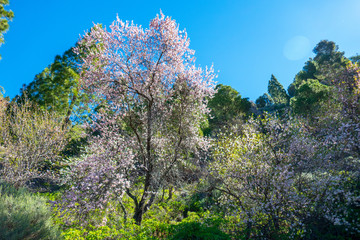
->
[268,74,289,105]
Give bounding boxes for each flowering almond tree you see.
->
[210,115,359,239]
[333,62,360,157]
[71,12,216,224]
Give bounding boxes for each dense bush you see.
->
[166,212,230,240]
[61,211,230,240]
[0,183,60,240]
[62,225,121,240]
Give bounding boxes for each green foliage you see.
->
[0,183,60,240]
[19,46,79,114]
[285,40,350,118]
[290,79,332,116]
[168,212,230,240]
[313,40,344,63]
[55,185,231,239]
[288,60,318,97]
[62,225,120,240]
[0,0,13,59]
[143,192,185,223]
[255,92,273,108]
[288,40,347,99]
[350,54,360,64]
[255,75,289,113]
[16,46,91,159]
[61,124,88,157]
[268,74,289,105]
[18,45,88,127]
[206,84,250,134]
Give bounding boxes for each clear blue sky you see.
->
[1,0,360,100]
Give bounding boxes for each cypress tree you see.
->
[268,74,289,105]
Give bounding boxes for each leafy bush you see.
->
[169,222,230,240]
[62,222,155,240]
[0,183,60,240]
[62,225,120,240]
[167,212,230,240]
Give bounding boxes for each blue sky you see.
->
[1,0,360,100]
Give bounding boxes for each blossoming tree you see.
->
[69,12,216,224]
[0,99,68,188]
[210,114,359,239]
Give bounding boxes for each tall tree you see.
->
[19,45,84,127]
[267,74,289,105]
[64,13,216,225]
[313,40,344,63]
[288,40,348,116]
[0,0,13,59]
[255,75,289,113]
[288,40,347,96]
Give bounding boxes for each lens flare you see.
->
[283,36,311,61]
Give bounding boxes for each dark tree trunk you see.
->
[133,205,145,225]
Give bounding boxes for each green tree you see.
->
[18,45,84,127]
[267,74,289,105]
[288,40,347,96]
[288,60,318,97]
[17,46,91,158]
[350,54,360,64]
[288,40,348,116]
[255,93,273,109]
[313,40,344,63]
[290,79,332,116]
[0,0,13,59]
[206,84,251,134]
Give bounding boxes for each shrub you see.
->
[0,99,68,189]
[168,212,230,240]
[0,183,60,240]
[62,225,121,240]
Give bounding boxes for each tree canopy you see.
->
[18,45,87,128]
[64,12,216,225]
[206,84,250,134]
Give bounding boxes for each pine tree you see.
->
[17,45,86,128]
[267,74,289,105]
[0,0,14,59]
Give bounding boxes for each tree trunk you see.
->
[133,205,145,225]
[245,220,253,240]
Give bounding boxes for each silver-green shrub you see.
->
[0,183,60,240]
